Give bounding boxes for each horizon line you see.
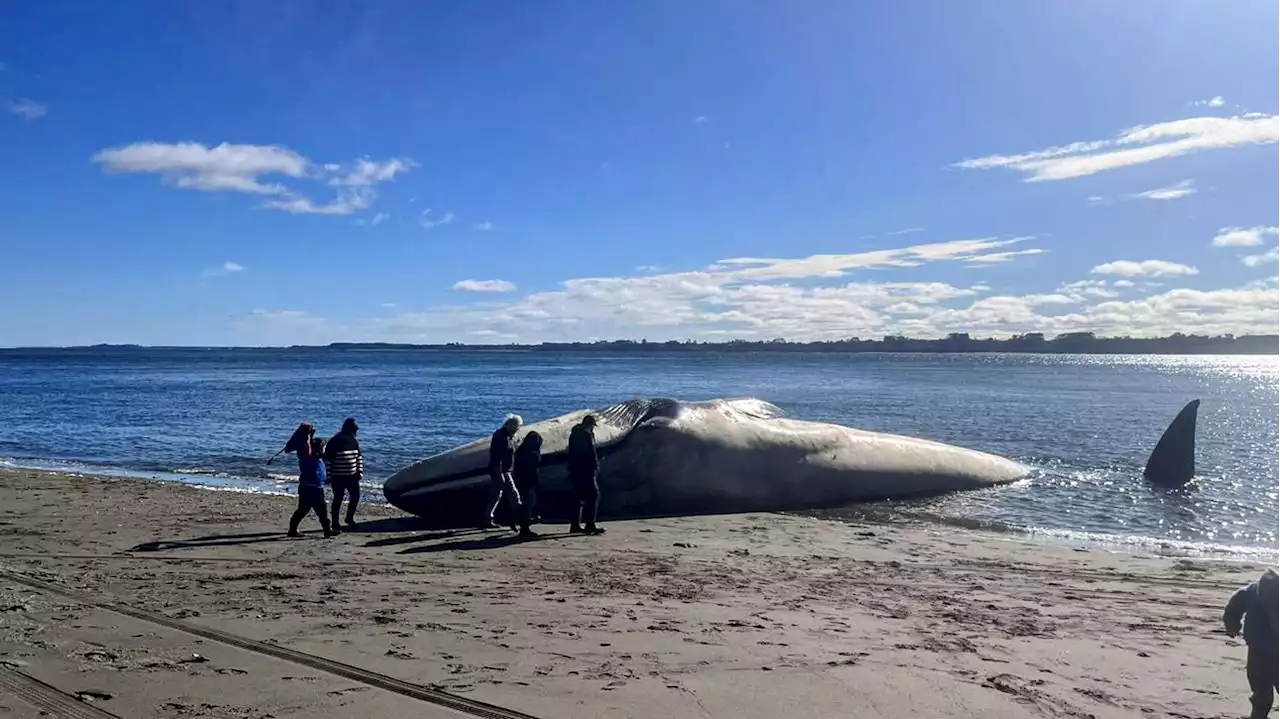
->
[2,331,1277,352]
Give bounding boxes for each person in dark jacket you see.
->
[1224,567,1279,718]
[284,426,333,538]
[485,414,528,535]
[513,431,543,527]
[567,414,604,535]
[324,417,364,533]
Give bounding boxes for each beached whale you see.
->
[382,398,1030,525]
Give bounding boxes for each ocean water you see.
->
[0,348,1275,560]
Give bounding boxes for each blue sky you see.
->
[1,0,1277,346]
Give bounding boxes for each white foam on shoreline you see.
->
[0,456,383,500]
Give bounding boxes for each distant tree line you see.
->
[328,332,1279,355]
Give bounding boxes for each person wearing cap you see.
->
[324,417,364,532]
[485,413,530,535]
[288,434,334,538]
[567,414,604,535]
[281,423,334,538]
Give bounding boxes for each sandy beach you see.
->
[0,468,1270,719]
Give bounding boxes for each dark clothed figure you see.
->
[567,415,603,535]
[286,432,332,537]
[1225,568,1279,719]
[485,415,525,532]
[324,417,363,532]
[488,423,516,474]
[513,431,543,524]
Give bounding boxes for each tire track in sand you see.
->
[0,569,541,719]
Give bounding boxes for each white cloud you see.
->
[1212,226,1278,247]
[364,237,1046,342]
[888,283,1278,340]
[962,248,1046,265]
[203,261,246,277]
[1056,279,1118,299]
[263,187,374,216]
[91,141,411,216]
[954,113,1279,181]
[93,142,306,195]
[1193,96,1226,108]
[1134,179,1196,201]
[239,231,1279,344]
[328,158,415,187]
[453,279,517,293]
[709,237,1034,281]
[420,209,455,230]
[1090,260,1199,278]
[693,115,710,124]
[886,228,925,236]
[356,212,390,227]
[1242,246,1279,268]
[7,98,47,120]
[473,221,494,231]
[381,302,398,309]
[1243,277,1280,291]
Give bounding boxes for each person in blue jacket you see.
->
[283,423,334,538]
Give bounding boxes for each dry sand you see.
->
[0,468,1271,719]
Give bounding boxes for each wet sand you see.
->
[0,468,1269,718]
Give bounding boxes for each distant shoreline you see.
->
[4,332,1277,355]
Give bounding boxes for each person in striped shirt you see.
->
[324,417,364,532]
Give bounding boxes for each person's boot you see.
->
[586,525,605,535]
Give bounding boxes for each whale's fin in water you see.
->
[1144,399,1199,487]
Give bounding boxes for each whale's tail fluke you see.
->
[1144,399,1199,488]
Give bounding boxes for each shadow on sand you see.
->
[128,516,438,553]
[362,527,490,548]
[395,531,570,555]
